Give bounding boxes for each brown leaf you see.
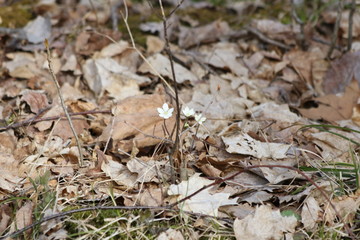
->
[0,204,11,235]
[20,90,50,113]
[138,53,197,84]
[0,153,24,193]
[146,36,165,54]
[284,48,326,90]
[298,80,359,121]
[253,19,298,45]
[12,202,34,236]
[179,20,233,49]
[99,94,176,152]
[52,118,89,140]
[322,51,360,94]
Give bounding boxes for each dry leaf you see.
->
[234,205,297,240]
[0,153,24,192]
[222,133,291,159]
[11,202,34,236]
[299,80,360,121]
[200,42,248,77]
[249,101,301,123]
[127,158,170,183]
[23,16,51,44]
[20,89,49,113]
[323,190,360,224]
[254,19,298,45]
[3,52,38,79]
[146,36,165,54]
[301,196,321,230]
[52,118,89,140]
[0,204,11,234]
[99,94,176,152]
[101,159,138,188]
[322,51,360,94]
[138,53,197,84]
[168,173,238,216]
[99,40,129,58]
[157,229,185,240]
[82,58,145,100]
[179,20,232,48]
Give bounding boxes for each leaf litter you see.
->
[0,0,359,239]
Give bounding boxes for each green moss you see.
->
[0,1,34,28]
[177,7,241,28]
[117,8,165,47]
[254,0,292,24]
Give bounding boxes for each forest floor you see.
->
[0,0,360,239]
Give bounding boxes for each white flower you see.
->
[182,106,195,117]
[195,114,206,124]
[157,103,174,119]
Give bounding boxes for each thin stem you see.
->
[347,0,356,51]
[0,109,111,132]
[44,39,84,167]
[159,0,183,183]
[327,0,343,58]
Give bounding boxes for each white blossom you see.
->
[182,106,195,117]
[157,103,174,119]
[195,114,206,124]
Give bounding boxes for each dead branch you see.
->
[245,26,291,50]
[0,109,111,132]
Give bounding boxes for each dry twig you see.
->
[327,0,344,58]
[0,109,111,132]
[44,39,84,167]
[347,0,356,51]
[159,0,185,183]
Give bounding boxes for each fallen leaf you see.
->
[23,16,51,44]
[0,153,24,192]
[322,51,360,94]
[99,40,130,58]
[82,57,145,100]
[127,158,170,183]
[253,19,298,45]
[146,36,165,54]
[11,202,34,236]
[179,20,232,49]
[222,133,291,159]
[3,52,38,79]
[20,89,49,113]
[234,204,297,240]
[168,173,238,216]
[0,204,11,234]
[240,191,273,204]
[138,53,198,84]
[52,118,89,141]
[157,229,185,240]
[324,190,360,224]
[200,42,248,77]
[249,101,301,123]
[298,81,359,121]
[99,94,176,152]
[301,196,321,230]
[101,159,138,188]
